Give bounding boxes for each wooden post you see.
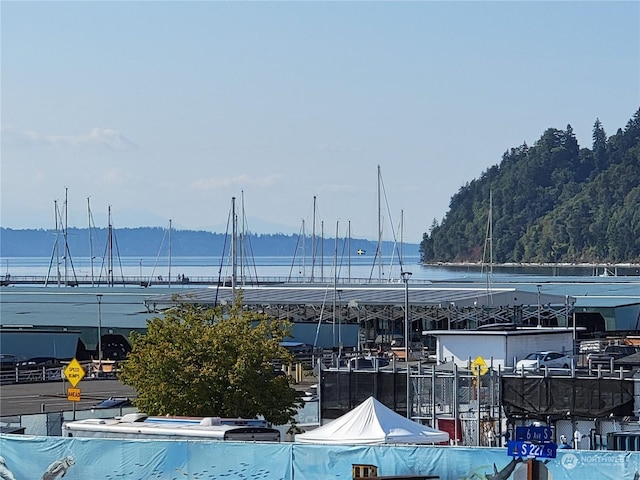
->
[527,458,540,480]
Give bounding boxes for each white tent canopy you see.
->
[295,396,449,445]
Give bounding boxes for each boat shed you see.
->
[144,285,574,350]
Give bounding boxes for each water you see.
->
[5,255,639,282]
[1,255,470,282]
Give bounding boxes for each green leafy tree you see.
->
[119,294,302,425]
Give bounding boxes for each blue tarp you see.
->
[2,434,640,479]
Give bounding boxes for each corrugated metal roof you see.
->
[144,285,572,309]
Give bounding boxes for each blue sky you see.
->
[2,1,638,243]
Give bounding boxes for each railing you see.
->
[0,365,64,385]
[1,275,435,287]
[0,360,113,385]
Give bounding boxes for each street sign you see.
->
[508,440,557,459]
[470,356,488,376]
[63,358,85,387]
[67,387,81,402]
[515,425,553,443]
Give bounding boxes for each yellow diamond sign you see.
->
[64,358,85,387]
[470,355,489,376]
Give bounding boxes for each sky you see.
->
[2,1,639,244]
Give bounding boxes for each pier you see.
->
[0,275,436,288]
[1,275,276,287]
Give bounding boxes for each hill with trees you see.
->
[420,109,640,264]
[0,226,419,258]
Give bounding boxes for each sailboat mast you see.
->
[168,219,172,288]
[240,190,249,287]
[55,199,61,286]
[231,196,237,292]
[311,195,316,283]
[482,190,494,300]
[377,165,383,281]
[334,221,341,355]
[400,209,404,270]
[489,191,494,293]
[320,221,324,283]
[348,220,351,282]
[490,190,493,279]
[87,197,94,286]
[64,187,69,285]
[333,221,339,287]
[240,191,245,286]
[45,199,61,287]
[107,206,114,287]
[301,219,306,281]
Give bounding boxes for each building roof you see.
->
[423,327,578,337]
[144,284,572,310]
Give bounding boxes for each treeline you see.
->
[0,227,419,258]
[420,108,640,264]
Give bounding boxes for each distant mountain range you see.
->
[0,227,420,258]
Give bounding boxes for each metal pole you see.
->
[572,300,577,365]
[402,271,412,418]
[453,363,459,445]
[477,370,481,446]
[537,284,541,327]
[97,294,103,364]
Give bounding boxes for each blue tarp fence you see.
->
[2,434,640,479]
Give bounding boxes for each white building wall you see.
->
[436,330,574,369]
[438,336,507,369]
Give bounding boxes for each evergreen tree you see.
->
[420,110,640,264]
[592,118,607,171]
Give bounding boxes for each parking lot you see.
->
[0,379,137,417]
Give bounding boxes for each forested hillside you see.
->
[0,227,419,258]
[420,109,640,264]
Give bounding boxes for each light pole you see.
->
[537,284,542,327]
[401,271,412,418]
[96,294,103,363]
[337,289,343,358]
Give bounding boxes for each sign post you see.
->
[470,356,488,446]
[508,424,558,479]
[63,359,85,419]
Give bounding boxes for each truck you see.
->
[587,345,639,368]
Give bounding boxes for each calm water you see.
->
[1,255,465,282]
[2,255,639,282]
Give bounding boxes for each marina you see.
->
[2,257,640,479]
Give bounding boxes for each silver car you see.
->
[515,351,570,371]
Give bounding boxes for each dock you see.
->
[0,275,291,287]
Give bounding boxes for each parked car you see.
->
[332,356,390,370]
[0,354,18,371]
[16,357,60,368]
[515,351,570,371]
[92,397,132,409]
[587,345,639,367]
[348,356,390,370]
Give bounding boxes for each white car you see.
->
[515,351,570,371]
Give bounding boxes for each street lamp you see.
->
[96,294,103,363]
[536,284,542,327]
[401,271,412,418]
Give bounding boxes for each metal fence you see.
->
[0,365,64,385]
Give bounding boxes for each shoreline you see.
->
[425,261,640,268]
